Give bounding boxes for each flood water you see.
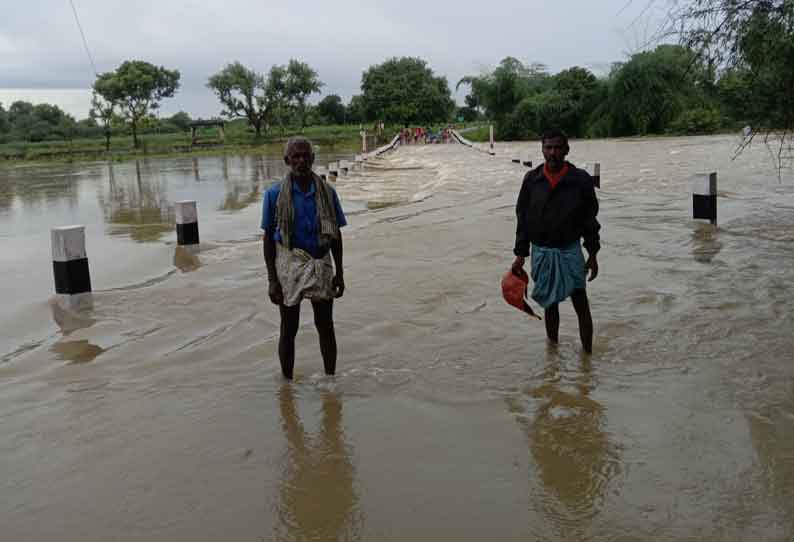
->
[2,136,794,541]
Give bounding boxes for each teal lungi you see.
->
[530,241,586,309]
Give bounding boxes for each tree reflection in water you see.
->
[273,384,363,541]
[98,161,173,242]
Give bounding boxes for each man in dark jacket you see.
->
[511,129,600,353]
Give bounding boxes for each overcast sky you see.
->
[0,0,671,119]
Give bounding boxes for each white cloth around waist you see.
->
[276,243,335,306]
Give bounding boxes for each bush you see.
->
[669,108,723,135]
[498,97,538,140]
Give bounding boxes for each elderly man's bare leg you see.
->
[279,304,300,379]
[312,300,336,375]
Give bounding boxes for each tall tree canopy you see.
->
[674,0,794,167]
[207,61,270,137]
[458,59,549,124]
[1,100,77,142]
[208,60,321,134]
[317,94,346,125]
[360,57,454,124]
[605,45,707,136]
[285,59,323,128]
[346,95,365,124]
[0,103,8,134]
[93,60,180,148]
[461,58,606,138]
[89,92,117,151]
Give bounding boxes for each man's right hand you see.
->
[268,280,284,305]
[511,256,526,276]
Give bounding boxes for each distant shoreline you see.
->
[0,130,367,165]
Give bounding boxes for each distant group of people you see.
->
[399,125,453,145]
[262,128,600,380]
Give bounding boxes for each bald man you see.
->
[262,137,347,379]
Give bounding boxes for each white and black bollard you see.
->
[316,166,328,181]
[489,125,495,156]
[692,172,717,225]
[593,162,601,188]
[52,225,92,310]
[175,200,200,250]
[339,160,349,176]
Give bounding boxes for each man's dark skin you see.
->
[512,136,599,354]
[263,140,345,379]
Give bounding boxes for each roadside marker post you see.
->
[692,172,717,225]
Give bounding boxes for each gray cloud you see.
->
[0,0,670,118]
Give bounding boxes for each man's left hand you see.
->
[332,274,345,298]
[585,255,599,282]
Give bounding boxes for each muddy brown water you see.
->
[1,136,794,541]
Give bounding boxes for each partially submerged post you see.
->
[489,125,495,156]
[51,225,92,311]
[175,200,200,250]
[316,166,328,181]
[361,130,367,153]
[593,162,601,188]
[692,172,717,225]
[328,162,339,181]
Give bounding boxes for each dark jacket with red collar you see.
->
[513,161,601,257]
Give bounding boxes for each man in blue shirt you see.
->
[262,137,347,380]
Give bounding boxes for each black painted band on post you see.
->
[512,159,520,163]
[177,222,200,246]
[523,160,532,167]
[593,175,601,188]
[53,258,92,295]
[693,194,717,223]
[692,172,717,224]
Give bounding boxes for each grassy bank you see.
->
[458,125,491,143]
[0,123,386,163]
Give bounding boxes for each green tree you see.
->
[716,68,752,123]
[207,61,270,137]
[360,57,454,124]
[285,59,323,129]
[5,101,77,142]
[606,45,705,136]
[7,101,34,125]
[265,65,291,134]
[346,95,365,124]
[675,1,794,168]
[458,57,551,136]
[0,103,7,134]
[93,60,180,148]
[317,94,346,124]
[89,92,117,151]
[169,111,192,131]
[548,67,601,137]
